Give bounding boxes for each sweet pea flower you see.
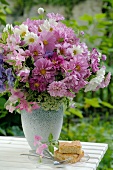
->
[34,135,47,156]
[84,67,106,92]
[36,144,47,156]
[34,135,42,146]
[18,67,30,82]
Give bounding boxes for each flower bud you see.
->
[37,8,44,15]
[80,31,84,36]
[102,54,106,61]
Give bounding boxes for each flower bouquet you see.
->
[0,8,111,113]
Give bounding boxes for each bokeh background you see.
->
[0,0,113,169]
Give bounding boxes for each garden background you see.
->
[0,0,113,169]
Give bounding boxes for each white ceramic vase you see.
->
[21,106,63,150]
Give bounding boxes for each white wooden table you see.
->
[0,136,108,170]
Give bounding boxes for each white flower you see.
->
[24,32,38,44]
[69,45,83,57]
[14,24,29,38]
[39,19,57,31]
[3,24,14,32]
[37,7,44,15]
[84,67,105,92]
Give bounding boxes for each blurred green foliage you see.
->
[0,0,11,25]
[11,0,86,20]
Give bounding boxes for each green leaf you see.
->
[64,110,71,115]
[0,0,9,5]
[0,111,8,118]
[5,7,12,14]
[80,14,93,23]
[48,133,53,142]
[84,98,101,108]
[101,101,113,109]
[0,127,6,135]
[69,108,83,118]
[0,97,6,109]
[0,17,6,25]
[94,13,106,20]
[2,32,8,42]
[48,145,54,154]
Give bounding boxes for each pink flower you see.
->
[5,50,25,68]
[23,19,43,35]
[29,41,44,61]
[90,48,100,73]
[56,42,71,57]
[33,58,55,81]
[39,31,56,51]
[29,76,47,92]
[63,75,87,93]
[102,54,106,61]
[18,67,30,82]
[69,56,89,78]
[34,135,47,156]
[30,102,40,110]
[47,13,65,22]
[96,72,111,90]
[7,34,21,51]
[48,81,67,97]
[34,135,42,146]
[49,52,64,69]
[36,143,47,156]
[16,99,32,113]
[6,104,16,113]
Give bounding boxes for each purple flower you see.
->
[0,53,3,64]
[102,54,106,61]
[45,51,53,59]
[5,68,15,87]
[33,58,55,81]
[80,31,84,36]
[90,48,99,73]
[0,65,5,78]
[0,80,6,92]
[29,76,47,92]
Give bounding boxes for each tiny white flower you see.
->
[39,19,57,32]
[37,7,44,15]
[24,32,38,44]
[3,24,14,32]
[84,67,105,92]
[70,45,83,57]
[14,24,29,38]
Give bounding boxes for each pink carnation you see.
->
[48,81,67,97]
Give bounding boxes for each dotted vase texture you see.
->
[21,107,63,150]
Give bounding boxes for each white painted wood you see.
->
[0,136,108,170]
